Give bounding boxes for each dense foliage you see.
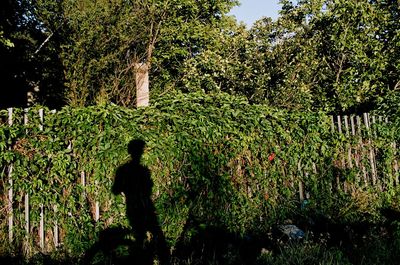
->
[1,1,400,263]
[186,0,400,112]
[266,0,400,112]
[0,0,238,107]
[1,92,399,257]
[1,0,399,113]
[0,0,65,108]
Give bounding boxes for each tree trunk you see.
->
[135,62,149,107]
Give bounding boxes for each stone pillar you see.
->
[135,63,149,107]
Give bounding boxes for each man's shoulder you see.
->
[116,162,149,174]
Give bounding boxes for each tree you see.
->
[0,0,66,109]
[257,0,400,113]
[179,18,250,94]
[51,0,238,107]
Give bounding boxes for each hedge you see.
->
[0,91,399,256]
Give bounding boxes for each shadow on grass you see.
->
[172,213,276,265]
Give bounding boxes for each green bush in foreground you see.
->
[0,91,399,258]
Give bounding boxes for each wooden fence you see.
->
[1,108,399,253]
[330,113,398,188]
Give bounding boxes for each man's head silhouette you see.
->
[128,139,146,162]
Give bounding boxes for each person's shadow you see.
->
[84,140,169,265]
[113,139,169,264]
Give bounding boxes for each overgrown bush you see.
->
[0,91,398,258]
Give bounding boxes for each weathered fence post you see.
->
[357,116,369,187]
[49,109,60,248]
[350,115,362,186]
[297,160,305,202]
[24,109,30,240]
[344,115,354,192]
[39,109,45,251]
[53,205,58,248]
[335,115,345,191]
[95,180,100,222]
[8,108,13,243]
[392,142,399,186]
[81,171,86,193]
[344,115,353,168]
[364,113,377,186]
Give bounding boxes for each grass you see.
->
[1,219,400,264]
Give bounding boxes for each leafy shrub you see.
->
[0,91,398,257]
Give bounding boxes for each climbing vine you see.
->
[0,92,398,255]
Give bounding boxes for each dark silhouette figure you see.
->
[112,139,170,265]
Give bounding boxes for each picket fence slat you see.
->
[350,115,362,185]
[335,116,344,191]
[38,109,45,250]
[25,195,29,237]
[364,113,378,186]
[330,116,335,132]
[393,142,399,186]
[81,171,86,192]
[350,115,356,136]
[8,108,13,243]
[23,109,30,240]
[40,206,44,250]
[356,116,369,187]
[344,115,353,169]
[54,205,59,247]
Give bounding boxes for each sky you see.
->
[229,0,282,26]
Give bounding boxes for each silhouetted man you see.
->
[113,139,169,264]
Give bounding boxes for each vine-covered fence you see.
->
[0,93,399,255]
[326,113,398,192]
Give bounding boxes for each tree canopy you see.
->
[0,0,399,114]
[264,0,400,113]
